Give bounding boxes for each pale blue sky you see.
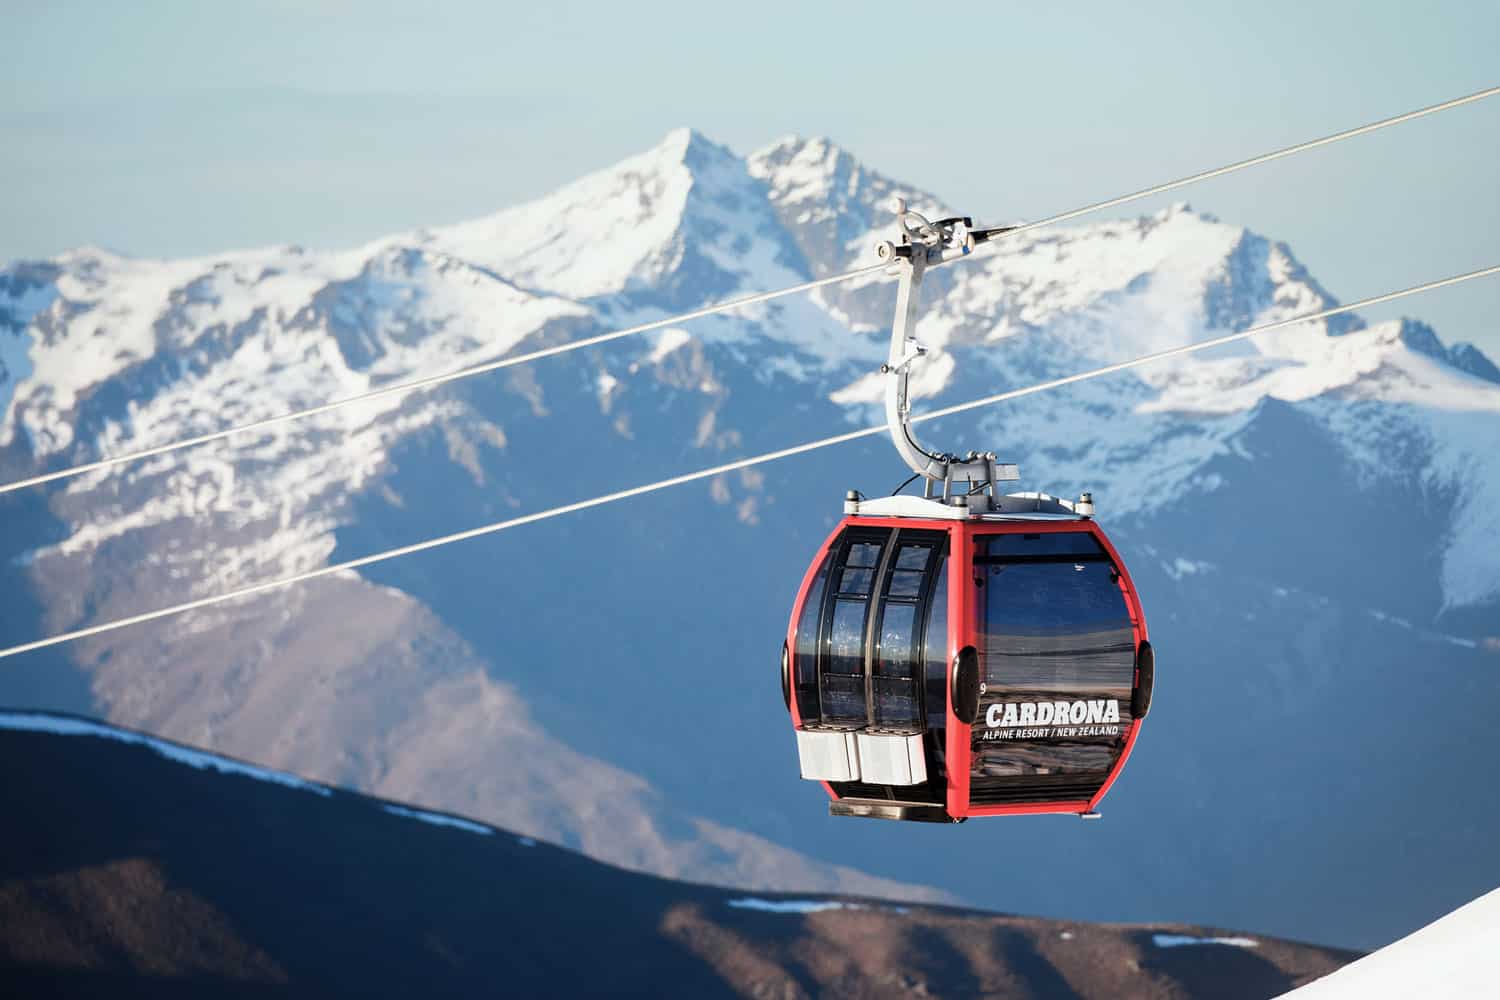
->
[4,1,1497,352]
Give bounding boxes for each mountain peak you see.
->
[1395,317,1445,358]
[416,127,805,307]
[657,125,698,150]
[1449,341,1500,385]
[752,133,853,166]
[1147,201,1223,226]
[1390,318,1500,384]
[747,134,892,203]
[747,134,942,275]
[650,127,738,172]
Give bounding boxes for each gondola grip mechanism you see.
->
[880,201,1020,504]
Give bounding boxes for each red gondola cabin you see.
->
[781,204,1155,821]
[781,493,1153,822]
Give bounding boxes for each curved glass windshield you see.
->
[821,536,885,723]
[792,554,830,721]
[871,538,942,729]
[971,532,1135,785]
[795,527,947,736]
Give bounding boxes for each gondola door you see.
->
[956,521,1147,817]
[791,520,954,817]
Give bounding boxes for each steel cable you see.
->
[3,83,1494,498]
[2,263,1493,660]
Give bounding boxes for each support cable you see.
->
[2,263,1493,661]
[0,265,883,496]
[971,84,1500,244]
[3,83,1494,498]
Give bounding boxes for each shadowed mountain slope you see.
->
[0,712,1357,999]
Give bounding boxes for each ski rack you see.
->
[874,201,1022,512]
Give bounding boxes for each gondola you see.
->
[780,205,1154,823]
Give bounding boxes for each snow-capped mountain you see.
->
[1,128,1497,949]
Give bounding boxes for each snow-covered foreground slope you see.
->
[1277,887,1500,998]
[1,128,1497,948]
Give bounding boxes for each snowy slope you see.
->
[418,128,809,308]
[5,137,1498,611]
[1,129,1497,947]
[1,244,594,598]
[1277,887,1500,998]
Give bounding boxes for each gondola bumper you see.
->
[829,798,959,823]
[795,728,860,782]
[795,728,928,785]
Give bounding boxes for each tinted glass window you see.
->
[980,532,1106,560]
[804,528,945,734]
[834,542,882,598]
[870,541,936,729]
[818,532,888,723]
[980,562,1134,690]
[876,603,916,676]
[829,600,866,673]
[972,532,1134,778]
[822,672,866,721]
[895,547,929,570]
[874,591,919,723]
[888,568,925,598]
[823,596,870,719]
[792,554,830,720]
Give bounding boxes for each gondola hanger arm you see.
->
[875,200,1019,506]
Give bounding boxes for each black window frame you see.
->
[813,527,891,725]
[806,527,947,732]
[867,533,946,732]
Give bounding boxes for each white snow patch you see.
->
[517,836,538,847]
[729,898,853,914]
[422,129,805,302]
[727,897,908,915]
[0,711,331,796]
[1165,558,1214,581]
[648,327,693,364]
[830,352,956,411]
[1364,609,1478,650]
[382,804,494,836]
[729,899,858,917]
[1153,933,1258,949]
[4,244,589,624]
[829,370,884,406]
